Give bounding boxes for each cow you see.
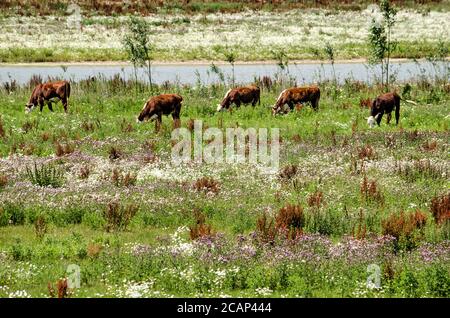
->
[216,85,260,112]
[137,93,183,129]
[25,80,71,113]
[367,92,400,128]
[272,86,320,115]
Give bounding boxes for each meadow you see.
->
[0,69,449,297]
[0,7,449,62]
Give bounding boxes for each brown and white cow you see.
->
[367,92,400,128]
[216,85,260,111]
[25,80,71,113]
[272,86,320,115]
[137,93,183,128]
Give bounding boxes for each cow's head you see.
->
[25,102,37,114]
[137,103,148,123]
[272,104,281,116]
[217,99,230,112]
[272,104,289,116]
[367,99,382,128]
[137,101,159,123]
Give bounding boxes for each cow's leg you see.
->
[172,108,181,129]
[39,98,45,112]
[155,114,162,132]
[376,112,384,126]
[386,112,392,124]
[395,103,400,125]
[288,102,295,111]
[47,102,54,112]
[62,97,68,113]
[235,100,241,108]
[312,98,319,111]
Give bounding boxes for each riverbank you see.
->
[1,58,439,67]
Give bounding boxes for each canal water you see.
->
[0,60,445,86]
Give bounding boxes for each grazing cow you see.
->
[367,92,400,128]
[25,80,71,113]
[216,85,260,111]
[137,93,183,129]
[272,86,320,115]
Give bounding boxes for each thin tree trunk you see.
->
[380,60,384,89]
[147,60,152,92]
[134,63,138,94]
[386,27,390,92]
[232,63,235,87]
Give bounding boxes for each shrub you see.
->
[357,145,376,160]
[26,162,64,188]
[87,243,103,258]
[22,120,37,134]
[430,193,450,225]
[108,146,122,160]
[55,142,75,157]
[111,168,137,187]
[256,204,305,243]
[103,201,138,232]
[275,204,305,239]
[41,132,50,141]
[381,210,427,251]
[79,165,91,179]
[422,140,437,151]
[120,119,134,133]
[35,214,47,239]
[189,210,214,240]
[352,209,367,240]
[193,177,220,194]
[0,173,8,189]
[48,279,71,298]
[279,164,298,181]
[256,213,276,244]
[307,190,324,209]
[360,175,384,205]
[0,115,5,138]
[359,98,372,108]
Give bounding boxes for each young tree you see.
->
[324,42,336,84]
[368,0,397,91]
[223,48,236,87]
[368,19,387,88]
[380,0,397,90]
[122,16,153,90]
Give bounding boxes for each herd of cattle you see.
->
[25,80,402,128]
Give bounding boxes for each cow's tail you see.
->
[256,86,261,106]
[66,81,71,99]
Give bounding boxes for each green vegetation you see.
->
[0,41,448,64]
[0,71,448,297]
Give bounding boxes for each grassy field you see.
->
[0,7,449,63]
[0,71,449,297]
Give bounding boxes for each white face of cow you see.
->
[25,103,36,114]
[367,116,376,128]
[217,104,224,112]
